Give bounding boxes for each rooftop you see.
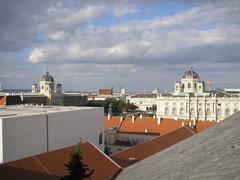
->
[0,105,100,118]
[118,112,240,180]
[117,116,215,135]
[111,126,196,168]
[0,141,121,180]
[131,93,157,98]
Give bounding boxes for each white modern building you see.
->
[0,105,104,163]
[157,68,240,121]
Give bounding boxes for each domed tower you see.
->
[175,67,205,94]
[56,83,62,94]
[39,70,54,96]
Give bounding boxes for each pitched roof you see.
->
[111,126,196,168]
[118,112,240,180]
[104,116,121,129]
[104,116,215,134]
[0,141,121,180]
[119,117,187,135]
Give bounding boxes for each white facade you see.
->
[129,94,157,111]
[0,105,104,163]
[157,68,240,121]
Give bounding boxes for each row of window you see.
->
[176,83,202,91]
[165,102,239,108]
[164,107,238,116]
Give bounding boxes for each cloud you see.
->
[28,0,240,67]
[0,0,240,90]
[113,4,139,17]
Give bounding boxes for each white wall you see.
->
[0,107,104,163]
[48,107,104,151]
[2,114,47,163]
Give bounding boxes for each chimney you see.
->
[107,113,111,120]
[193,119,196,126]
[153,114,156,119]
[120,116,123,122]
[157,116,161,125]
[182,122,184,127]
[140,114,143,119]
[189,122,192,127]
[174,116,177,121]
[132,115,135,123]
[145,129,148,133]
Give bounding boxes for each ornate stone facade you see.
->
[157,68,240,121]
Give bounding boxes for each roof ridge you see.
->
[111,126,193,158]
[87,141,122,169]
[183,125,197,135]
[33,156,51,174]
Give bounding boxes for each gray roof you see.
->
[118,112,240,180]
[182,68,200,80]
[41,71,54,82]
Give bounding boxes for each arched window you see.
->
[180,108,184,116]
[188,83,191,88]
[206,108,211,116]
[190,108,195,116]
[225,108,230,116]
[181,84,185,92]
[217,108,222,116]
[172,108,177,116]
[198,108,203,116]
[234,109,238,113]
[165,108,169,115]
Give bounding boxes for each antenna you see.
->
[0,81,2,91]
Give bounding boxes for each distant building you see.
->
[0,105,103,163]
[157,68,240,121]
[88,87,126,101]
[129,93,157,111]
[99,88,113,96]
[23,70,87,106]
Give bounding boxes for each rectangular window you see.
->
[99,132,103,145]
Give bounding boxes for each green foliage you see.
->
[62,149,94,180]
[85,98,138,115]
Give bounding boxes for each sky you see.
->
[0,0,240,92]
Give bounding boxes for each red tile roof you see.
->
[0,142,121,180]
[104,116,121,129]
[196,120,215,132]
[119,117,190,135]
[110,126,196,168]
[104,116,215,134]
[117,116,215,134]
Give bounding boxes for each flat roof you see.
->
[0,105,101,118]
